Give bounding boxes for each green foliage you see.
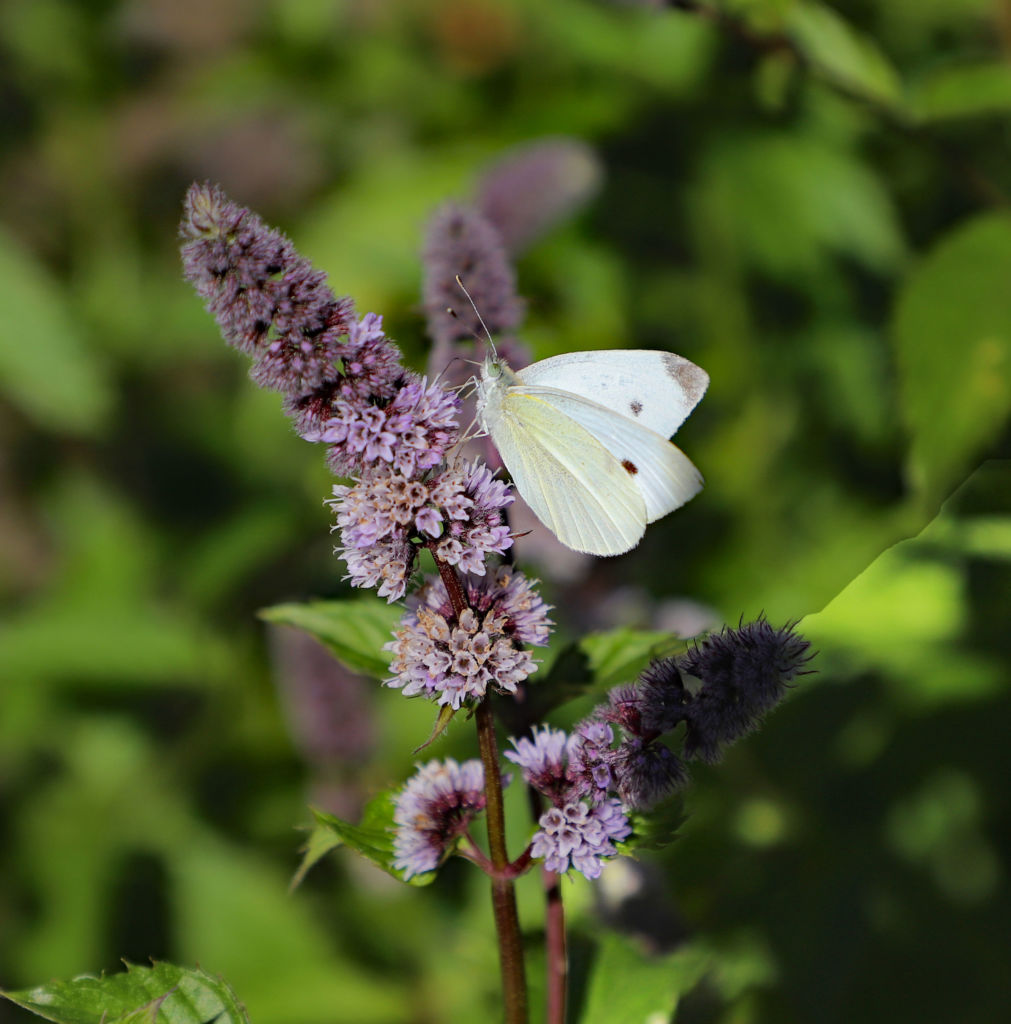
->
[576,935,710,1023]
[894,214,1011,505]
[259,597,403,679]
[298,792,438,887]
[625,795,689,853]
[0,226,111,434]
[1,962,249,1024]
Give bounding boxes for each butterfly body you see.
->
[475,350,708,556]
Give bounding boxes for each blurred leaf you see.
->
[698,133,905,278]
[0,475,230,688]
[624,794,687,853]
[577,934,710,1024]
[1,962,249,1024]
[0,225,111,433]
[787,2,904,110]
[894,213,1011,503]
[911,62,1011,122]
[804,480,1004,705]
[309,792,435,887]
[259,598,403,679]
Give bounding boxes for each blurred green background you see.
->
[1,1,1009,1022]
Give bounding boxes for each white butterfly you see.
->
[475,348,708,556]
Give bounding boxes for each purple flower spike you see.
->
[328,460,514,603]
[610,736,687,810]
[422,202,525,348]
[180,182,356,395]
[392,759,486,879]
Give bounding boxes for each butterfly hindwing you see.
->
[492,390,647,555]
[509,386,703,522]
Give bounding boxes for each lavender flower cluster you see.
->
[495,617,811,879]
[180,183,520,605]
[386,566,552,709]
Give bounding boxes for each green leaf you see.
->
[577,934,710,1024]
[413,703,458,753]
[580,628,675,690]
[787,2,904,110]
[894,214,1011,503]
[1,961,249,1024]
[0,225,112,434]
[259,597,403,679]
[307,791,436,886]
[911,62,1011,122]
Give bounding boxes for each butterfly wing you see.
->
[515,350,708,438]
[490,389,648,556]
[509,385,703,522]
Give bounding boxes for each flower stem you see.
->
[544,869,566,1024]
[527,787,566,1023]
[429,544,528,1022]
[478,698,529,1024]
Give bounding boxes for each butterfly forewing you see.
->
[492,391,647,555]
[515,350,708,439]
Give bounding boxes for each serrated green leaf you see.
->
[0,225,112,434]
[911,62,1011,122]
[308,791,435,886]
[1,962,249,1024]
[894,214,1011,503]
[787,2,904,110]
[259,597,403,679]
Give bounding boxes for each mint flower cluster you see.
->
[181,184,471,601]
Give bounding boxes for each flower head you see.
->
[610,736,686,810]
[386,567,552,709]
[530,799,631,880]
[180,182,360,395]
[392,759,486,879]
[328,460,514,602]
[505,726,570,802]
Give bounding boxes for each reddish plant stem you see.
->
[428,541,528,1023]
[544,869,567,1024]
[527,786,567,1024]
[478,698,529,1024]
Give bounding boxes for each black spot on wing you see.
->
[621,459,638,475]
[630,400,643,416]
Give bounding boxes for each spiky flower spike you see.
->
[674,618,814,764]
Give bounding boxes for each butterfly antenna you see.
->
[455,274,498,360]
